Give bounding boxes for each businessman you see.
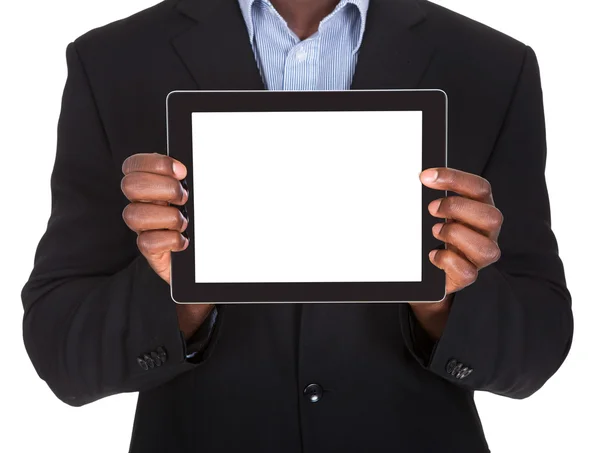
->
[22,0,573,452]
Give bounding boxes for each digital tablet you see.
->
[166,90,447,303]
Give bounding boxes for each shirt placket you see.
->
[283,35,320,90]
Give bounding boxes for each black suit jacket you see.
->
[21,0,574,452]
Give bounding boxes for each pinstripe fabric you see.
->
[187,1,369,359]
[238,0,370,90]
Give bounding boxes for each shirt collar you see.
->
[238,0,370,53]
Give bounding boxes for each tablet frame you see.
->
[166,89,447,303]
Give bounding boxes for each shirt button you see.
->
[296,49,308,62]
[303,383,323,403]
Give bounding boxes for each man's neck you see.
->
[269,0,341,39]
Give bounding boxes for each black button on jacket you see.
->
[20,0,573,452]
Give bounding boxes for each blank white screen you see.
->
[191,110,422,283]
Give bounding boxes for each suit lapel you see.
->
[170,0,435,91]
[171,0,266,90]
[351,0,436,90]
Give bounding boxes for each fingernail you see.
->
[421,169,438,183]
[432,223,443,235]
[429,199,442,213]
[429,250,438,260]
[172,160,186,179]
[179,204,189,220]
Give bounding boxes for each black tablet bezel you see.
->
[166,90,447,303]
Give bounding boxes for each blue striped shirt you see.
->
[238,0,370,90]
[186,0,370,359]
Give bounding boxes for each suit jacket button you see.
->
[303,383,323,403]
[137,357,149,371]
[143,354,155,369]
[156,347,168,363]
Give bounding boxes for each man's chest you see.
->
[90,43,513,186]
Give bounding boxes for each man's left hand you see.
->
[410,167,504,340]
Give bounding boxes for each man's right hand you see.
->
[121,153,213,339]
[121,152,189,286]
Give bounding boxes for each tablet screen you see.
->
[191,110,422,284]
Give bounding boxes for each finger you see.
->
[137,230,189,257]
[420,168,494,204]
[121,172,188,205]
[123,203,188,233]
[122,153,187,180]
[429,248,478,294]
[432,222,501,268]
[428,196,503,237]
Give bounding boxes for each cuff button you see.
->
[445,359,458,375]
[143,354,155,369]
[156,347,168,364]
[453,363,464,376]
[137,357,149,371]
[151,351,162,367]
[460,368,473,379]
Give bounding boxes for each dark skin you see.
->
[121,155,212,338]
[268,0,340,39]
[121,155,503,340]
[413,168,502,339]
[121,1,503,341]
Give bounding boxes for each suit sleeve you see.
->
[399,45,573,399]
[20,41,225,407]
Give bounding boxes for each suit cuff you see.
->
[399,266,508,387]
[132,259,223,383]
[183,305,221,363]
[406,308,438,365]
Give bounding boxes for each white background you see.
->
[1,1,598,452]
[191,111,422,283]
